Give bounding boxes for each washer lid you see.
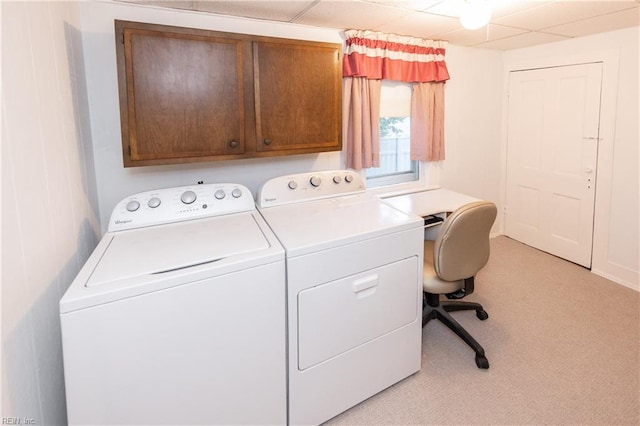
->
[258,193,422,257]
[87,212,270,287]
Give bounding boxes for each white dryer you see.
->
[60,183,286,425]
[257,170,424,425]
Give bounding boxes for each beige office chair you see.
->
[423,201,497,369]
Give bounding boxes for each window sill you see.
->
[364,160,441,199]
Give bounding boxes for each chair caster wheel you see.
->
[475,355,490,369]
[476,309,489,320]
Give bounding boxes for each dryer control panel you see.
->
[108,183,254,232]
[257,170,366,208]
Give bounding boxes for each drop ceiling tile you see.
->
[544,6,640,37]
[494,1,639,31]
[475,30,569,50]
[362,0,442,12]
[376,11,462,38]
[488,0,554,19]
[193,1,316,22]
[440,23,528,47]
[420,0,467,18]
[294,0,412,30]
[420,0,553,19]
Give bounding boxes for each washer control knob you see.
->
[126,200,140,212]
[215,189,226,200]
[310,176,321,187]
[288,181,298,190]
[333,176,342,184]
[344,174,354,183]
[181,190,197,204]
[147,197,161,208]
[231,188,243,198]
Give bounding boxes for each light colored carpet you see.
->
[326,236,639,425]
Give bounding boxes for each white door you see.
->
[505,63,602,268]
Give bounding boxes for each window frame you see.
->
[362,161,434,197]
[362,81,430,195]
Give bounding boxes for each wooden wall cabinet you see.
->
[115,20,342,167]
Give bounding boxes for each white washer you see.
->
[257,170,424,425]
[60,183,286,425]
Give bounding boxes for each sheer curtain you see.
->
[411,82,445,161]
[343,78,382,169]
[342,29,450,169]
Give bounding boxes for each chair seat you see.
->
[423,240,465,295]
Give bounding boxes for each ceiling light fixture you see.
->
[460,0,493,30]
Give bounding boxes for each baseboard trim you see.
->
[591,268,639,292]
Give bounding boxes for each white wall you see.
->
[439,45,504,231]
[503,27,639,290]
[1,1,99,423]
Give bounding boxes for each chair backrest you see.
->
[433,201,497,282]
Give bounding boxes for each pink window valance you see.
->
[342,29,450,83]
[342,30,448,168]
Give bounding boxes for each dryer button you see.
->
[147,197,161,208]
[126,200,140,212]
[181,190,197,204]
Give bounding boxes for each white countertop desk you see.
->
[383,188,481,219]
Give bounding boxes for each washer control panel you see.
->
[108,183,254,232]
[257,170,366,208]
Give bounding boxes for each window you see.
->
[365,81,420,188]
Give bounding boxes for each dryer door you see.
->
[297,256,419,370]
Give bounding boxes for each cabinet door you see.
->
[253,41,342,155]
[118,24,246,166]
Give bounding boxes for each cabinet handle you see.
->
[263,139,272,146]
[229,140,239,149]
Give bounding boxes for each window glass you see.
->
[366,81,419,187]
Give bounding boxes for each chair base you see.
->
[423,293,490,369]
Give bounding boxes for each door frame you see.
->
[500,48,622,279]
